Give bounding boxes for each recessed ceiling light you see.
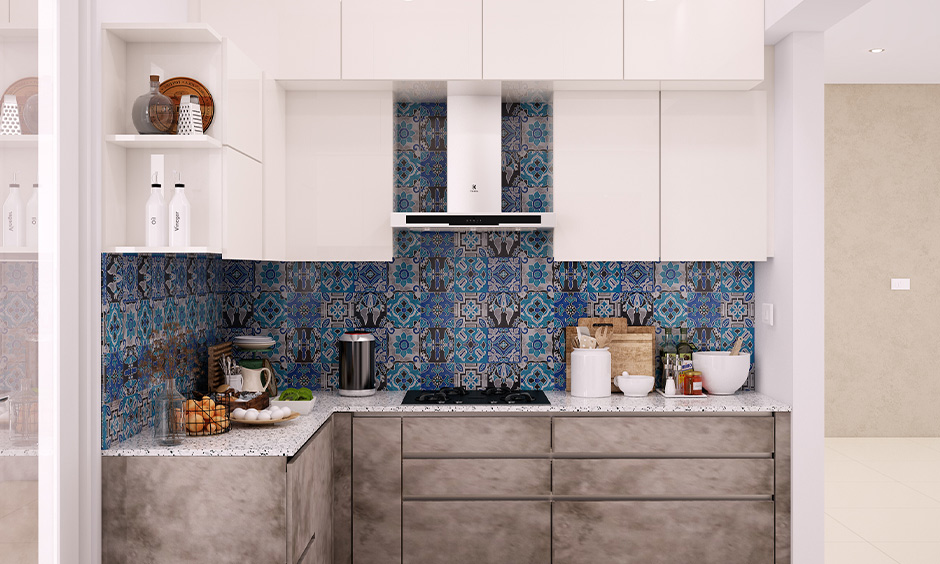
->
[869,48,885,53]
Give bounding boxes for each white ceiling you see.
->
[824,0,940,83]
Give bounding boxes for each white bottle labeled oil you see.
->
[167,174,190,247]
[145,173,167,247]
[2,174,25,247]
[26,183,38,248]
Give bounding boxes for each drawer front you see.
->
[403,459,551,497]
[402,416,551,454]
[403,501,550,564]
[553,458,773,497]
[553,501,774,564]
[553,416,774,454]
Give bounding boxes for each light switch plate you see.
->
[891,278,911,291]
[761,303,774,326]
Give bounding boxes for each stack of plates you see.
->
[233,335,275,350]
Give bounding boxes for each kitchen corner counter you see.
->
[102,390,790,458]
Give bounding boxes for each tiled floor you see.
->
[826,438,940,563]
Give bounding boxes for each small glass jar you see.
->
[131,75,175,134]
[153,377,186,445]
[9,381,38,446]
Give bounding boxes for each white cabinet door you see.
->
[660,91,767,261]
[283,90,393,262]
[222,147,263,260]
[342,0,482,80]
[483,0,622,80]
[554,91,660,262]
[9,0,37,27]
[199,0,341,80]
[624,0,763,84]
[222,39,263,161]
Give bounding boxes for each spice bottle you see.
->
[690,371,703,395]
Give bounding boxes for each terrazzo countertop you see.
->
[103,390,790,458]
[0,433,38,457]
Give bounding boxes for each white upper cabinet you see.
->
[554,91,660,261]
[483,0,623,80]
[222,146,263,260]
[198,0,341,80]
[8,0,37,28]
[342,0,482,80]
[624,0,764,86]
[660,91,767,261]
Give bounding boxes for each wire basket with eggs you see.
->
[183,394,231,436]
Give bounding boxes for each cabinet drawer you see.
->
[553,458,773,497]
[553,416,773,454]
[553,501,773,564]
[403,459,551,497]
[402,417,551,454]
[403,501,550,564]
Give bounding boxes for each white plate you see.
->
[234,342,275,351]
[656,389,709,399]
[234,337,276,343]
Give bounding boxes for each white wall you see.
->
[755,31,826,564]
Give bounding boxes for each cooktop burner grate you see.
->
[402,384,550,406]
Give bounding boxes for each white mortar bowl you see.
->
[614,375,655,397]
[692,351,751,395]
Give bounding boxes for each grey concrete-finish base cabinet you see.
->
[103,412,790,563]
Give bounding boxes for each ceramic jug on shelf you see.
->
[240,366,271,394]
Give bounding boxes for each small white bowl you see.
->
[270,398,316,415]
[692,351,750,395]
[614,375,654,397]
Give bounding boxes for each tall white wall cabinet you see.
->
[197,0,341,81]
[341,0,483,80]
[624,0,765,88]
[483,0,624,80]
[554,91,660,261]
[101,24,262,257]
[660,91,768,261]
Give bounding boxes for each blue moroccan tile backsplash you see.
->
[101,101,756,448]
[0,262,38,393]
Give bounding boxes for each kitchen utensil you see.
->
[729,336,744,356]
[1,95,21,135]
[338,331,377,397]
[692,351,750,395]
[159,77,214,134]
[575,326,590,348]
[613,374,654,397]
[565,323,655,393]
[240,366,272,393]
[594,324,613,349]
[2,77,38,134]
[176,94,203,135]
[578,336,597,349]
[570,348,612,398]
[208,342,233,392]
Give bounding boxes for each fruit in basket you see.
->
[185,412,205,433]
[185,399,199,412]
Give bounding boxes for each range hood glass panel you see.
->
[446,95,502,214]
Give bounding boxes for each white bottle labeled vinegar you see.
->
[26,183,38,248]
[167,175,190,247]
[2,174,25,247]
[145,173,167,247]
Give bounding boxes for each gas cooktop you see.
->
[401,384,550,406]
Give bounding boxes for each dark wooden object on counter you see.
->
[207,341,232,392]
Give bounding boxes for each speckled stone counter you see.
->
[102,390,790,458]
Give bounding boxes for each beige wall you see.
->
[826,85,940,436]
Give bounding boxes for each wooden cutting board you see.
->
[565,318,655,393]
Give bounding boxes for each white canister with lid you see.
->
[570,348,612,398]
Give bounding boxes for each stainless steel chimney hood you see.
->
[392,81,555,231]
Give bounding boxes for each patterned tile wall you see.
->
[394,102,553,213]
[101,254,221,449]
[0,262,38,393]
[216,241,756,394]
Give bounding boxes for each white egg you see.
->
[269,408,284,420]
[231,408,246,420]
[280,407,293,417]
[243,410,259,421]
[245,408,259,415]
[258,412,272,421]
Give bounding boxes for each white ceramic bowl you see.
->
[614,375,654,397]
[269,398,316,415]
[692,351,750,395]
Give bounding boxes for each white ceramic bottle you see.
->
[2,174,25,247]
[25,183,37,248]
[167,174,190,247]
[145,173,167,247]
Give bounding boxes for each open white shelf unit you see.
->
[101,23,262,257]
[0,26,38,227]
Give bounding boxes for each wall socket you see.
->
[891,278,911,291]
[761,303,774,326]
